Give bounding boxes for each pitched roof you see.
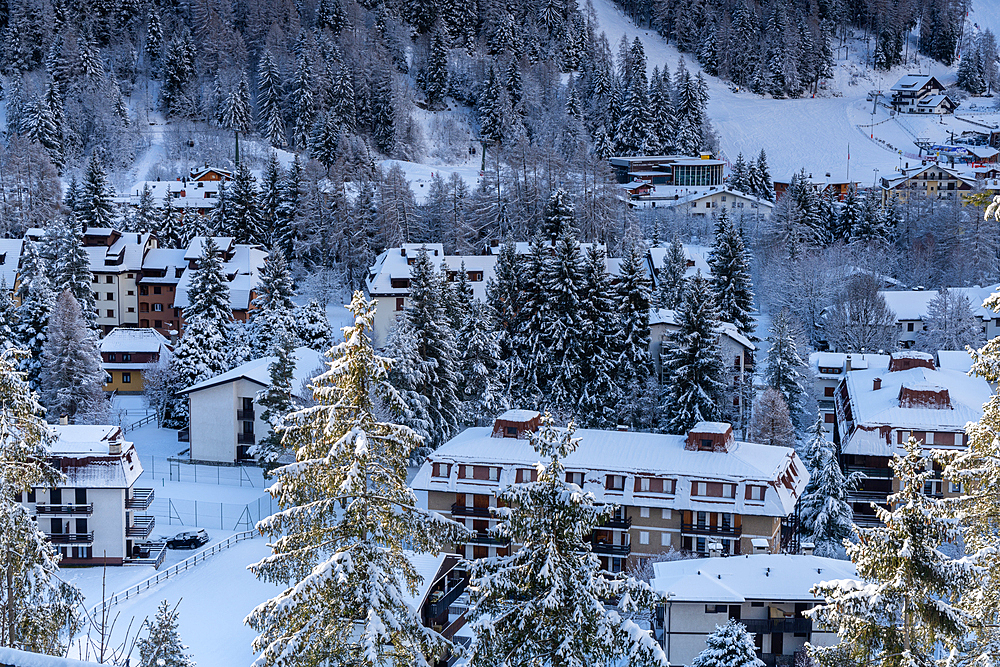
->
[649,307,756,351]
[99,327,170,353]
[179,346,327,396]
[0,238,23,287]
[49,426,143,489]
[891,74,939,92]
[651,554,859,602]
[879,287,996,321]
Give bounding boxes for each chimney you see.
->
[873,377,882,391]
[108,439,122,455]
[801,542,815,556]
[59,414,68,426]
[708,542,723,558]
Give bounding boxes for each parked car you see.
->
[166,529,209,549]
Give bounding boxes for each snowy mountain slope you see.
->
[587,0,968,183]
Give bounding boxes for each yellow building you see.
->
[100,328,171,394]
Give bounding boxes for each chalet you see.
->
[413,411,808,572]
[618,180,653,198]
[915,93,957,114]
[890,75,950,113]
[833,351,991,525]
[809,352,889,435]
[19,425,155,566]
[179,347,326,463]
[100,327,171,393]
[651,555,857,667]
[174,237,268,327]
[880,163,977,205]
[188,165,233,182]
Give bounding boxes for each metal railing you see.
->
[126,488,154,510]
[47,531,94,544]
[451,504,493,518]
[466,532,509,547]
[427,576,469,619]
[844,465,891,479]
[591,540,631,557]
[603,516,632,530]
[237,433,255,445]
[681,522,742,537]
[35,503,93,515]
[122,413,157,434]
[237,409,255,421]
[91,530,258,617]
[127,516,155,538]
[741,618,812,635]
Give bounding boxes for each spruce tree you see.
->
[291,54,316,149]
[49,215,98,331]
[764,308,806,426]
[656,236,687,310]
[275,156,305,259]
[78,153,116,229]
[691,620,764,667]
[808,438,977,667]
[755,149,774,201]
[166,317,229,428]
[133,184,158,233]
[709,210,755,339]
[513,236,550,404]
[486,238,521,394]
[0,348,79,654]
[251,332,297,463]
[246,293,465,667]
[464,415,669,667]
[660,272,726,433]
[158,194,183,248]
[40,290,107,424]
[728,153,751,193]
[799,414,858,558]
[542,188,576,240]
[458,300,505,426]
[372,72,396,154]
[259,154,282,245]
[577,245,621,429]
[257,51,285,148]
[228,163,263,245]
[425,28,449,105]
[248,249,297,356]
[541,231,587,415]
[222,71,252,134]
[14,242,53,391]
[137,600,195,667]
[616,244,653,424]
[294,300,334,352]
[184,237,231,329]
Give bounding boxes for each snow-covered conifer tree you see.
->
[137,600,195,667]
[748,387,794,448]
[14,242,52,391]
[616,244,653,426]
[512,236,549,405]
[799,414,858,558]
[223,71,252,134]
[40,290,107,424]
[291,54,316,149]
[293,300,334,352]
[0,281,15,348]
[542,188,576,240]
[486,238,521,389]
[764,308,807,425]
[807,438,978,667]
[577,245,621,428]
[660,272,726,433]
[158,194,183,248]
[228,163,263,245]
[691,620,764,667]
[49,215,98,330]
[425,29,449,105]
[166,317,229,428]
[463,415,669,667]
[246,293,465,667]
[248,249,297,356]
[541,231,587,416]
[709,209,755,340]
[0,348,79,654]
[257,51,285,148]
[727,153,751,194]
[458,300,505,426]
[78,153,115,229]
[251,332,297,463]
[184,238,231,329]
[755,149,774,201]
[655,235,687,310]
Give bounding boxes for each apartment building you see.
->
[19,425,154,566]
[174,237,268,328]
[413,411,808,572]
[80,229,158,335]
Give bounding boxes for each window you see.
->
[606,475,626,491]
[489,467,499,481]
[662,508,671,519]
[122,354,131,362]
[661,532,670,546]
[692,482,736,498]
[105,292,114,301]
[505,426,517,436]
[127,274,134,279]
[640,507,650,518]
[122,373,131,384]
[745,485,766,501]
[395,298,404,311]
[432,462,450,478]
[566,472,584,486]
[91,275,98,283]
[515,468,538,483]
[825,413,836,424]
[153,303,163,311]
[824,386,835,397]
[639,477,650,492]
[127,290,134,296]
[154,286,162,295]
[639,531,649,545]
[705,605,727,613]
[27,488,35,503]
[751,601,765,607]
[140,286,149,296]
[75,489,86,504]
[907,322,915,332]
[105,276,113,284]
[108,353,116,361]
[699,438,713,451]
[950,481,962,493]
[127,307,135,313]
[154,320,162,328]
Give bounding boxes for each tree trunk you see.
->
[6,562,15,648]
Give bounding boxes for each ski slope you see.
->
[587,0,967,183]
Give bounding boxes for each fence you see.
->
[140,455,267,488]
[90,530,258,618]
[149,494,277,532]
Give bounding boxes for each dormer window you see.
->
[606,475,626,491]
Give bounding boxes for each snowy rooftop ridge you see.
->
[650,554,859,603]
[650,307,755,351]
[179,347,327,397]
[99,327,170,353]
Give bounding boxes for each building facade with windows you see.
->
[19,425,153,566]
[412,411,808,572]
[833,351,990,525]
[81,229,158,335]
[100,327,171,393]
[179,347,326,463]
[136,248,188,338]
[650,554,858,667]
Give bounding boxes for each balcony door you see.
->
[771,629,783,656]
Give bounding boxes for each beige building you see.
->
[412,411,808,573]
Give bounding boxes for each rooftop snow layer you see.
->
[880,287,997,321]
[0,647,104,666]
[651,554,859,602]
[99,327,170,353]
[365,247,499,300]
[692,421,731,434]
[936,350,974,374]
[180,347,326,396]
[650,308,756,351]
[50,425,123,455]
[496,409,541,422]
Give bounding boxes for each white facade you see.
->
[181,347,326,463]
[652,555,857,666]
[19,425,151,566]
[880,286,998,348]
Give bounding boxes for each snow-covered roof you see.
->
[0,238,23,287]
[183,236,236,262]
[809,352,891,379]
[413,426,807,517]
[839,365,990,455]
[174,242,267,311]
[692,421,731,434]
[0,647,103,666]
[649,308,756,351]
[813,352,846,370]
[646,244,712,280]
[99,327,170,353]
[651,554,859,603]
[665,188,774,210]
[180,346,327,396]
[48,427,143,489]
[115,180,225,211]
[86,232,154,274]
[138,248,188,284]
[917,94,953,108]
[496,409,541,422]
[880,287,996,321]
[365,247,499,301]
[891,74,939,92]
[936,350,974,373]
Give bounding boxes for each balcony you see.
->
[237,409,255,421]
[427,575,469,619]
[844,465,892,479]
[603,515,632,530]
[35,503,93,515]
[741,617,812,635]
[127,515,155,538]
[467,531,509,547]
[451,503,493,518]
[681,522,742,538]
[126,488,154,510]
[47,532,94,544]
[591,539,631,557]
[757,653,797,667]
[237,432,255,445]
